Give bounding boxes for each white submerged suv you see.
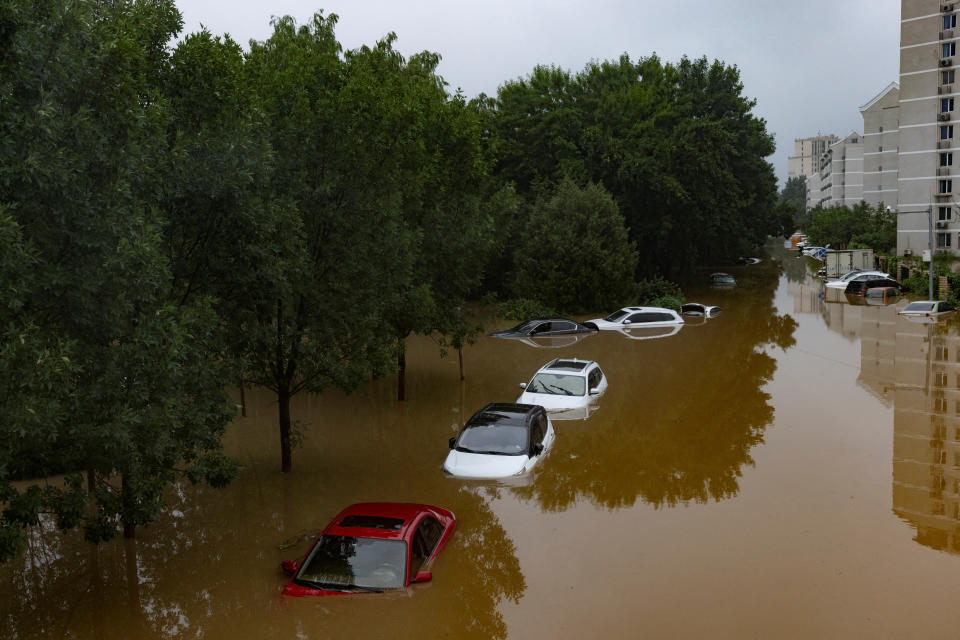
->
[584,306,684,330]
[516,358,607,420]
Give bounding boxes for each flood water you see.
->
[6,245,960,638]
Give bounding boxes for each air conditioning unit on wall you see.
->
[942,59,954,67]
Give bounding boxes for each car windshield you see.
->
[456,423,528,455]
[603,309,629,322]
[295,535,406,591]
[526,372,586,396]
[904,302,936,312]
[840,270,863,281]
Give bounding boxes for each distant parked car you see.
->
[844,277,899,296]
[709,272,736,287]
[584,306,684,331]
[443,403,554,479]
[488,318,596,348]
[488,318,596,339]
[825,270,892,289]
[864,286,900,299]
[516,358,607,418]
[680,303,722,318]
[281,502,456,597]
[898,300,957,317]
[737,257,761,265]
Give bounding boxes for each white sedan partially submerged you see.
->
[516,358,607,419]
[443,403,554,479]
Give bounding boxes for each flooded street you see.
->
[6,245,960,638]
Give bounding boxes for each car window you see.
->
[456,423,528,455]
[629,312,674,323]
[527,372,586,396]
[530,414,546,447]
[421,516,444,551]
[603,309,629,322]
[532,322,552,334]
[554,321,575,332]
[409,528,429,579]
[588,368,601,390]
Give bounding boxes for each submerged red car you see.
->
[281,502,456,596]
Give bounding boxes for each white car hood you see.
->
[516,391,591,410]
[443,450,529,479]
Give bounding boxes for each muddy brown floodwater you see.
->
[6,245,960,638]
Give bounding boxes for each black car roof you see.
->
[468,403,541,427]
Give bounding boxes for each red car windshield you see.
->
[294,535,406,591]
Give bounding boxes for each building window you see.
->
[936,371,949,387]
[942,152,955,166]
[946,14,958,29]
[944,97,956,113]
[944,42,956,58]
[938,232,953,248]
[945,69,957,84]
[940,205,953,221]
[940,179,954,193]
[942,125,955,140]
[937,345,951,360]
[879,126,884,132]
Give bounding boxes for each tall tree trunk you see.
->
[239,377,247,417]
[397,345,406,402]
[279,385,292,472]
[121,477,135,539]
[458,346,464,381]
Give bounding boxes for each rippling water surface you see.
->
[5,245,960,638]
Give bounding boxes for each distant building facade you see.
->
[806,132,864,209]
[788,135,838,180]
[860,82,900,209]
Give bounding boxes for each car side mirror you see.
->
[448,436,456,450]
[623,320,631,325]
[589,388,600,396]
[412,570,433,584]
[532,443,544,456]
[281,560,298,576]
[519,382,527,389]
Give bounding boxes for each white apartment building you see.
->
[813,131,864,208]
[860,82,900,209]
[899,0,959,255]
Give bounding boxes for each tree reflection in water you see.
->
[514,258,797,512]
[0,477,524,640]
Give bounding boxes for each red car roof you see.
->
[324,502,451,540]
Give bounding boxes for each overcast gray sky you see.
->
[175,0,901,188]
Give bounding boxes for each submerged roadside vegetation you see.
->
[0,0,784,559]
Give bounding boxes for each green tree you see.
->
[805,201,893,251]
[780,175,806,213]
[492,54,779,278]
[0,0,238,554]
[509,178,638,312]
[243,14,411,471]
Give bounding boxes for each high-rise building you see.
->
[898,0,958,255]
[788,135,838,180]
